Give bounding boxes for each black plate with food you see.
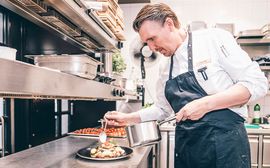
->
[76,142,133,161]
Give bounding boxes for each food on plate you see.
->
[73,127,126,137]
[90,141,125,158]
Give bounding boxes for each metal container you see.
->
[111,73,127,88]
[100,52,113,74]
[0,46,17,60]
[34,54,102,79]
[125,115,176,148]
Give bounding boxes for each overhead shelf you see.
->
[237,37,270,45]
[260,66,270,71]
[44,0,118,50]
[0,0,119,53]
[0,58,138,101]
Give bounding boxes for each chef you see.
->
[105,3,268,168]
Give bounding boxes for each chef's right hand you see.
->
[104,111,128,127]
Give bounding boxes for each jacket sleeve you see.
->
[137,60,173,122]
[213,28,268,103]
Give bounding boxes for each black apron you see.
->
[164,31,251,168]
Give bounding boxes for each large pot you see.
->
[125,115,176,147]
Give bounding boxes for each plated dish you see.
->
[77,141,133,161]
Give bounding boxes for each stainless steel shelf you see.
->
[260,66,270,71]
[0,58,138,100]
[0,0,93,53]
[44,0,118,51]
[237,38,270,45]
[0,0,118,53]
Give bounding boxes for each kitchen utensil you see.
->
[33,54,102,79]
[76,146,133,161]
[99,120,107,143]
[125,115,176,148]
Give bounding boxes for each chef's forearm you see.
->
[127,112,142,123]
[203,83,251,112]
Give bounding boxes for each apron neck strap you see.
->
[187,29,193,72]
[169,55,174,80]
[168,28,193,80]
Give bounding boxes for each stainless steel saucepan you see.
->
[125,115,176,148]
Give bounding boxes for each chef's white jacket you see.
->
[138,28,268,122]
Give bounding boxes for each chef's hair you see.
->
[133,3,180,32]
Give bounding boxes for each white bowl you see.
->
[0,46,17,60]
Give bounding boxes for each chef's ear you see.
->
[164,17,174,31]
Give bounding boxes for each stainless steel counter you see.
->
[246,128,270,135]
[160,124,270,135]
[0,136,152,168]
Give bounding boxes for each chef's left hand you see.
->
[175,97,211,122]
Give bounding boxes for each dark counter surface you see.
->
[0,136,152,168]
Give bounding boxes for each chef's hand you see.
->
[175,97,211,122]
[104,111,128,127]
[104,111,141,126]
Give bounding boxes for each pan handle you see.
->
[158,115,176,125]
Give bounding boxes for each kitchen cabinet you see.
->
[0,116,4,157]
[242,130,270,168]
[168,132,175,168]
[160,132,168,168]
[263,136,270,167]
[249,135,260,168]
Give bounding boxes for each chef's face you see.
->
[139,19,176,57]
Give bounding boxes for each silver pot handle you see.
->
[158,115,176,125]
